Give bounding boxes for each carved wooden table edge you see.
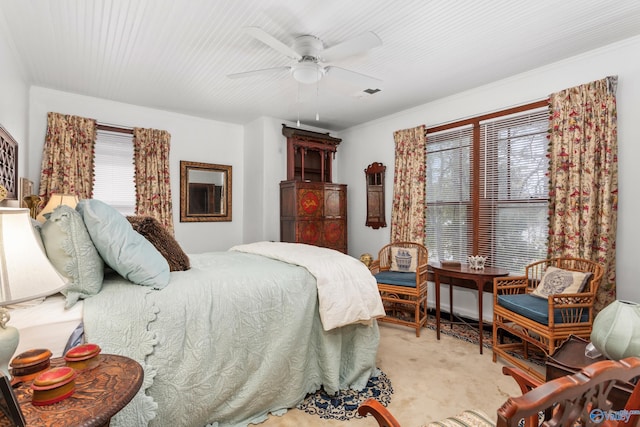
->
[14,354,143,427]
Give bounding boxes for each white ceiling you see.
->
[2,0,640,131]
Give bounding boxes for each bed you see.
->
[9,199,385,427]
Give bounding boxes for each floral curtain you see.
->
[133,128,174,234]
[38,112,97,204]
[548,76,618,311]
[391,125,426,243]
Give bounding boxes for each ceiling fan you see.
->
[228,27,383,89]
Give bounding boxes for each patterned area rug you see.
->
[297,312,543,421]
[423,312,545,365]
[296,370,393,420]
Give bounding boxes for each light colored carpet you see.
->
[260,322,544,426]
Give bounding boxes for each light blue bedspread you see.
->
[83,251,380,427]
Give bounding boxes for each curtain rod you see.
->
[426,98,548,134]
[96,123,134,135]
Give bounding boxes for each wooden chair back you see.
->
[497,357,640,427]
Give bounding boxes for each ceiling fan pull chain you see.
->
[315,80,320,121]
[297,82,301,127]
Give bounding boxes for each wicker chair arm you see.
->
[549,292,595,309]
[369,260,380,275]
[548,292,596,324]
[493,275,528,294]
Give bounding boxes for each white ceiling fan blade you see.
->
[324,66,382,89]
[244,27,302,60]
[227,66,291,79]
[320,31,382,63]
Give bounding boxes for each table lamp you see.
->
[590,299,640,360]
[36,193,79,222]
[0,208,67,377]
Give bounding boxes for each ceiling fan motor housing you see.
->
[294,35,323,57]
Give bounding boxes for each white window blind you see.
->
[426,125,472,263]
[478,109,549,273]
[425,106,549,274]
[92,129,136,215]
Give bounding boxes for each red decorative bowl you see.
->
[31,366,78,406]
[64,343,101,370]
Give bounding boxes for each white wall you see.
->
[28,87,245,253]
[0,15,29,203]
[338,35,640,319]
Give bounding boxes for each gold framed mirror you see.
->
[180,161,232,222]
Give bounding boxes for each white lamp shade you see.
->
[36,193,79,222]
[590,299,640,360]
[0,208,68,305]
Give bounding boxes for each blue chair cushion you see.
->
[497,294,589,326]
[374,271,416,288]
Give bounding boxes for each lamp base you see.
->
[0,308,19,377]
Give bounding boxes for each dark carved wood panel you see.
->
[324,186,346,217]
[296,188,323,217]
[13,354,142,427]
[282,124,341,183]
[296,221,323,245]
[365,162,386,229]
[0,125,18,200]
[280,180,347,253]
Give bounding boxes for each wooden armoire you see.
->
[279,125,347,253]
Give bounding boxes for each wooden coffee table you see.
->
[12,353,143,427]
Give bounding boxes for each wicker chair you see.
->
[358,357,640,427]
[369,242,428,337]
[492,257,604,380]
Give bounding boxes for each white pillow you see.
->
[390,247,418,272]
[531,266,592,298]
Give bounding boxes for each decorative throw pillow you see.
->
[531,266,592,298]
[127,216,190,271]
[40,205,104,308]
[390,247,418,272]
[76,199,170,289]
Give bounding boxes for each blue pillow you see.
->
[76,199,170,289]
[40,205,104,308]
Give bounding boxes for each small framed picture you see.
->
[0,373,25,427]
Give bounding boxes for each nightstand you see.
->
[12,354,142,427]
[546,335,635,410]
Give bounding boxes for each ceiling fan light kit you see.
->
[229,27,382,88]
[292,62,324,84]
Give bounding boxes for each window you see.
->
[425,126,471,265]
[92,128,136,215]
[425,102,549,274]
